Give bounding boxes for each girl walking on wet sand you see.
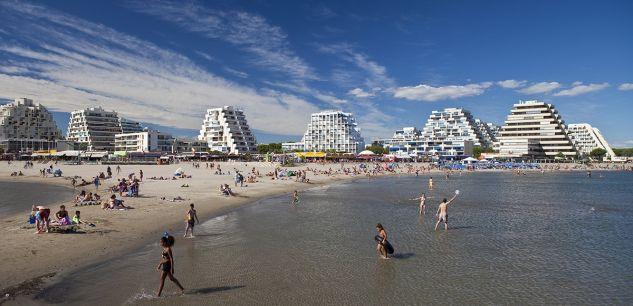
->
[156,235,184,297]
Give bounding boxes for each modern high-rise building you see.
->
[198,106,257,154]
[119,118,144,134]
[418,108,484,158]
[497,100,577,158]
[67,107,122,152]
[474,119,497,149]
[0,98,61,153]
[299,110,365,153]
[567,123,615,159]
[376,127,424,158]
[114,130,174,153]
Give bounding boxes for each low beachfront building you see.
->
[0,98,62,153]
[172,138,209,154]
[67,107,122,152]
[282,141,305,152]
[496,100,577,159]
[114,130,174,153]
[198,106,257,155]
[418,108,484,158]
[376,127,425,158]
[119,118,144,134]
[299,110,365,154]
[567,123,616,159]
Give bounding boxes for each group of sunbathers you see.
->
[31,205,84,233]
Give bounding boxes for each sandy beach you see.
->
[0,161,387,296]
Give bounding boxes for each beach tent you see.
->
[461,157,479,164]
[358,150,376,156]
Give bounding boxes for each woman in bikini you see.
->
[156,236,184,297]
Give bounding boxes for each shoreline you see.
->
[0,162,629,303]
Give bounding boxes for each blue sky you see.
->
[0,0,632,145]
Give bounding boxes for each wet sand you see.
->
[0,180,74,216]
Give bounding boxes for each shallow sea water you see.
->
[31,172,633,305]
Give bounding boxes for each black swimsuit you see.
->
[161,251,171,272]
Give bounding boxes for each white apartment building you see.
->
[67,107,122,152]
[281,141,305,152]
[377,127,425,158]
[198,106,257,154]
[114,130,174,153]
[300,110,365,153]
[497,100,577,158]
[474,119,497,149]
[418,108,484,158]
[567,123,615,159]
[119,118,144,134]
[0,98,61,153]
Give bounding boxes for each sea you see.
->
[25,171,633,305]
[0,180,75,217]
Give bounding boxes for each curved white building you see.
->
[67,107,122,152]
[568,123,615,159]
[0,98,61,153]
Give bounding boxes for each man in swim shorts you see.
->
[434,192,459,231]
[184,203,199,238]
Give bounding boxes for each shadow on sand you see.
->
[189,285,245,295]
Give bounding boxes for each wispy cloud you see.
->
[518,82,561,94]
[618,83,633,91]
[126,0,317,81]
[496,79,527,89]
[554,82,609,96]
[347,88,374,98]
[392,82,492,102]
[317,43,396,89]
[224,67,248,78]
[0,1,319,136]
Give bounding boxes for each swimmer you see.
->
[434,190,460,231]
[410,192,433,215]
[156,235,184,297]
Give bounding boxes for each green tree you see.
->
[473,147,494,158]
[613,148,633,157]
[555,152,565,160]
[366,145,387,155]
[257,144,269,154]
[589,148,607,160]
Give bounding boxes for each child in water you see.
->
[292,190,299,205]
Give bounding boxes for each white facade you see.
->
[474,119,497,149]
[282,142,305,152]
[67,107,122,152]
[300,110,365,153]
[0,98,61,153]
[377,127,425,158]
[115,130,173,153]
[497,100,577,158]
[568,123,615,159]
[418,108,484,158]
[119,118,144,134]
[198,106,257,154]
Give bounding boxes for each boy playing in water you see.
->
[434,190,459,231]
[292,190,299,205]
[410,193,433,215]
[184,203,199,238]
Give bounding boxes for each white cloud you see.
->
[518,82,561,94]
[571,81,583,86]
[618,83,633,91]
[127,0,316,81]
[554,83,609,96]
[496,79,526,89]
[347,88,374,98]
[392,82,492,102]
[224,67,248,78]
[0,1,319,136]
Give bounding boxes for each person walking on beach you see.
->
[139,169,144,181]
[411,193,432,215]
[184,204,199,238]
[434,191,460,231]
[116,165,121,175]
[156,235,184,297]
[375,223,394,259]
[94,176,100,190]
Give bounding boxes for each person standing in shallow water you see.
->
[156,235,184,297]
[375,223,393,259]
[428,177,433,190]
[411,192,432,215]
[434,191,460,231]
[184,204,199,238]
